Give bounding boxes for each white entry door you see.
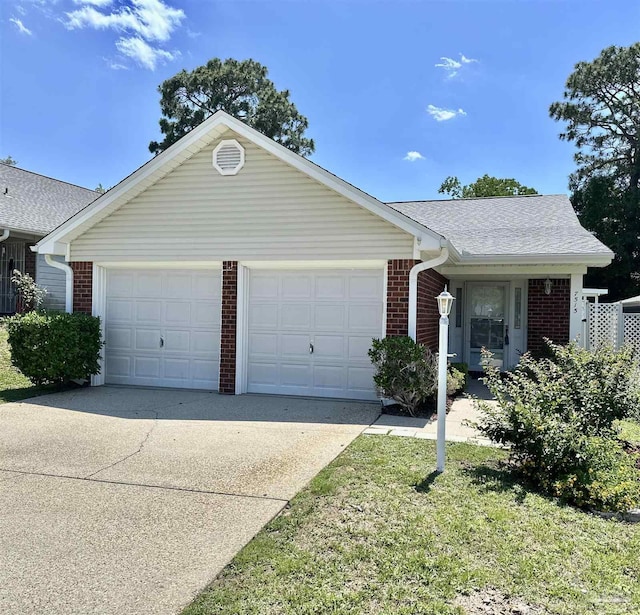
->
[105,269,221,389]
[247,269,384,400]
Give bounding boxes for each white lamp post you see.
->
[436,286,455,473]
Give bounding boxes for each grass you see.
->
[618,419,640,446]
[0,326,54,403]
[184,436,640,615]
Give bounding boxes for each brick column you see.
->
[527,278,570,355]
[386,259,419,337]
[219,261,238,394]
[416,268,449,351]
[71,262,93,314]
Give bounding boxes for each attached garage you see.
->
[104,269,221,389]
[245,269,384,400]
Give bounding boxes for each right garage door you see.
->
[247,269,384,400]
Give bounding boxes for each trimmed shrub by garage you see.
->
[477,341,640,513]
[6,311,103,386]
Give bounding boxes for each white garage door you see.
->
[105,269,221,389]
[247,269,383,400]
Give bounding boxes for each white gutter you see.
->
[408,246,450,340]
[44,254,73,313]
[0,229,10,243]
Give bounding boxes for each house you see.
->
[0,164,98,312]
[35,111,613,400]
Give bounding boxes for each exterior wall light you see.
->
[436,286,455,473]
[544,278,553,295]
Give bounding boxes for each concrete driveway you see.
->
[0,387,378,615]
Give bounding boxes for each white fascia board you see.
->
[439,263,588,278]
[451,252,613,266]
[36,110,444,255]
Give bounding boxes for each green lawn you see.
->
[184,436,640,615]
[0,326,54,403]
[618,419,640,446]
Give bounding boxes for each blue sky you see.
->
[1,0,638,202]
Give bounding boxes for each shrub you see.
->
[476,340,640,512]
[6,311,103,385]
[368,336,437,416]
[11,270,47,312]
[447,365,466,396]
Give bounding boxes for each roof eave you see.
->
[452,252,614,267]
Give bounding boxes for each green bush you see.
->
[6,311,103,385]
[476,340,640,512]
[447,365,466,396]
[368,336,437,416]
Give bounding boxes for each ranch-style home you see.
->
[35,111,613,400]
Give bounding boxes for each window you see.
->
[514,287,522,329]
[455,287,463,328]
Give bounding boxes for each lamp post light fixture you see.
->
[436,287,454,473]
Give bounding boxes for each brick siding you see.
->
[386,259,418,337]
[416,268,449,351]
[71,261,93,314]
[527,278,570,354]
[219,261,238,394]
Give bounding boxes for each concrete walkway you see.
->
[0,387,379,615]
[364,379,496,446]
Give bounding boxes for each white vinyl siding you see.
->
[70,131,413,262]
[36,254,66,311]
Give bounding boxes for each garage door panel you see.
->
[137,273,163,297]
[280,304,311,329]
[280,334,310,357]
[105,269,221,390]
[135,328,162,351]
[315,275,345,299]
[135,300,162,323]
[348,304,382,330]
[247,269,382,400]
[249,303,278,329]
[107,299,133,322]
[314,304,345,330]
[282,275,312,299]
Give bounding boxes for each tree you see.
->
[550,43,640,300]
[149,58,314,157]
[94,184,106,194]
[438,174,538,198]
[0,155,17,166]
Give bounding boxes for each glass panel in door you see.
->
[468,285,506,371]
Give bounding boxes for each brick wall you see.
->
[416,268,449,351]
[219,261,238,394]
[386,259,418,337]
[71,261,93,314]
[24,244,36,278]
[527,278,570,354]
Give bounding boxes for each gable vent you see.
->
[212,139,245,176]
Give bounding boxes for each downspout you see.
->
[0,229,10,243]
[44,253,73,313]
[408,245,450,341]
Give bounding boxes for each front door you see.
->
[466,283,508,371]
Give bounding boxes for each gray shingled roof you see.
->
[0,164,98,236]
[387,194,613,258]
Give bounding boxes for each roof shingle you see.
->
[387,194,612,257]
[0,164,98,236]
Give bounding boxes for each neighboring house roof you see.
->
[0,164,98,236]
[387,194,613,264]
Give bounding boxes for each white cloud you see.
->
[103,56,129,70]
[427,105,467,122]
[65,0,184,70]
[116,36,177,70]
[435,53,478,78]
[73,0,114,6]
[404,151,425,162]
[10,17,32,35]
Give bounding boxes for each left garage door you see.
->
[105,269,221,389]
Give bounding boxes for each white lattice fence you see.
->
[588,303,640,350]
